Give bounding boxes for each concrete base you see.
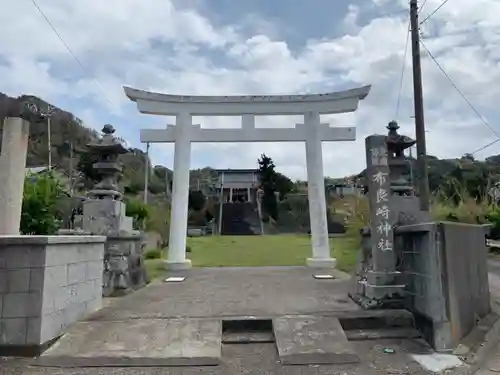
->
[273,315,359,365]
[306,257,337,269]
[164,259,192,271]
[34,318,221,367]
[0,235,105,354]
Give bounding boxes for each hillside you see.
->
[0,93,217,198]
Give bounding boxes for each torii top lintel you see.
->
[123,85,371,116]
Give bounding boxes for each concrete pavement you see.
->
[475,258,500,374]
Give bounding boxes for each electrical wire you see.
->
[395,18,411,120]
[420,39,500,139]
[29,0,114,107]
[421,38,500,155]
[419,0,429,14]
[420,0,451,24]
[471,139,500,156]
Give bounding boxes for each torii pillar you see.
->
[167,112,193,270]
[304,112,334,268]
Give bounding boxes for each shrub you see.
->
[431,183,493,224]
[486,206,500,239]
[144,248,162,260]
[21,173,64,235]
[125,198,150,229]
[146,202,170,245]
[145,246,191,260]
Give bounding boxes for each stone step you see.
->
[338,308,416,330]
[344,327,422,341]
[222,331,275,344]
[222,318,274,344]
[33,319,222,367]
[273,316,360,365]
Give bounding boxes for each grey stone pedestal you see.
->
[164,259,192,271]
[306,257,337,269]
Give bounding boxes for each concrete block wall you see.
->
[396,222,491,352]
[0,235,106,353]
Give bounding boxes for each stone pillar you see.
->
[364,135,401,299]
[247,187,251,202]
[229,188,233,202]
[0,117,30,235]
[166,112,192,270]
[304,112,335,268]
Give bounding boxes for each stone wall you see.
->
[0,235,106,355]
[396,222,490,352]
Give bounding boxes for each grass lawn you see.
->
[145,234,359,281]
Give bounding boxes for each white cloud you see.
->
[0,0,499,179]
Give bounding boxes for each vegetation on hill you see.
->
[0,93,220,200]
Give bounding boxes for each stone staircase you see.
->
[220,202,262,235]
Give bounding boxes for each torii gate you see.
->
[124,85,371,270]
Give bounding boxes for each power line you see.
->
[395,18,411,120]
[419,0,429,14]
[471,139,500,156]
[420,0,451,24]
[28,0,113,107]
[419,39,500,139]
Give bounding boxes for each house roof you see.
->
[215,169,258,174]
[26,166,48,175]
[25,165,69,177]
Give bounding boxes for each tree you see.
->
[189,190,206,211]
[77,152,100,185]
[275,172,294,200]
[258,153,279,220]
[21,173,64,235]
[146,202,170,246]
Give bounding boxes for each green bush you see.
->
[125,198,150,229]
[144,248,162,260]
[21,173,64,235]
[486,206,500,238]
[145,245,191,260]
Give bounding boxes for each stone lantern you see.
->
[86,124,127,200]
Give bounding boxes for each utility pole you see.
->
[41,104,56,172]
[144,142,150,204]
[410,0,430,211]
[69,141,74,197]
[48,116,52,171]
[409,146,414,190]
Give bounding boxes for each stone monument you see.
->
[352,121,427,308]
[78,124,147,296]
[0,117,30,234]
[351,121,491,352]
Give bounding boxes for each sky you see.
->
[0,0,499,180]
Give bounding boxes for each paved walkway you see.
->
[475,259,500,375]
[90,266,359,320]
[2,266,442,375]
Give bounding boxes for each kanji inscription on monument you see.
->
[366,135,394,270]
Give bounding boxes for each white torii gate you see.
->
[124,85,371,270]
